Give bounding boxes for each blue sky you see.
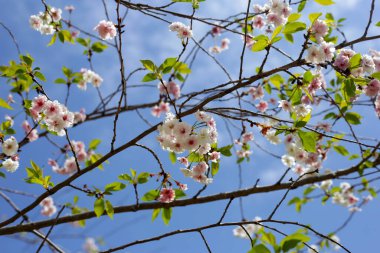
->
[0,0,380,252]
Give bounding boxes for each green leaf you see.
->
[0,171,5,178]
[211,162,220,176]
[47,33,57,46]
[349,53,361,69]
[345,112,361,125]
[333,145,349,156]
[252,37,269,52]
[288,13,301,22]
[270,74,284,89]
[140,60,156,72]
[54,78,67,84]
[137,172,150,184]
[76,37,91,47]
[162,207,172,225]
[34,71,46,81]
[303,70,313,83]
[118,173,132,182]
[105,200,114,219]
[169,151,177,164]
[298,0,306,12]
[283,22,306,34]
[142,190,159,202]
[314,0,335,5]
[0,98,13,110]
[375,21,380,27]
[152,208,161,221]
[342,79,356,100]
[290,87,303,105]
[130,168,136,178]
[284,33,294,43]
[89,139,101,150]
[281,233,310,252]
[247,244,271,253]
[308,13,322,24]
[218,145,233,157]
[188,152,202,162]
[91,42,108,53]
[94,198,105,218]
[272,25,284,39]
[142,73,157,82]
[174,189,186,199]
[298,130,318,152]
[104,182,126,192]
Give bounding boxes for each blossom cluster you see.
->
[1,136,19,173]
[30,95,75,136]
[94,20,117,40]
[78,68,103,90]
[232,216,262,239]
[169,22,193,40]
[39,196,57,217]
[235,132,254,158]
[158,81,181,99]
[280,134,326,177]
[157,111,218,184]
[151,101,170,118]
[252,0,292,29]
[49,140,88,175]
[333,49,380,116]
[209,25,230,54]
[181,161,213,185]
[29,7,62,35]
[158,188,176,203]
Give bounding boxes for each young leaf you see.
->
[94,198,105,217]
[314,0,335,5]
[169,151,177,164]
[142,190,159,202]
[298,130,317,152]
[104,182,126,192]
[137,172,150,184]
[89,139,102,150]
[105,200,114,219]
[162,207,172,225]
[0,98,13,110]
[152,208,161,221]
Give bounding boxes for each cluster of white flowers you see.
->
[158,81,181,99]
[22,120,39,142]
[333,49,380,116]
[30,95,75,136]
[331,182,359,208]
[151,101,170,118]
[181,161,213,185]
[1,136,19,173]
[235,132,254,158]
[209,24,230,54]
[169,22,193,40]
[253,0,292,28]
[94,20,117,40]
[83,237,99,253]
[39,197,57,217]
[157,111,217,154]
[78,68,103,90]
[278,134,324,176]
[29,7,62,35]
[49,140,88,175]
[278,99,313,117]
[157,111,217,184]
[305,41,335,65]
[232,217,262,239]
